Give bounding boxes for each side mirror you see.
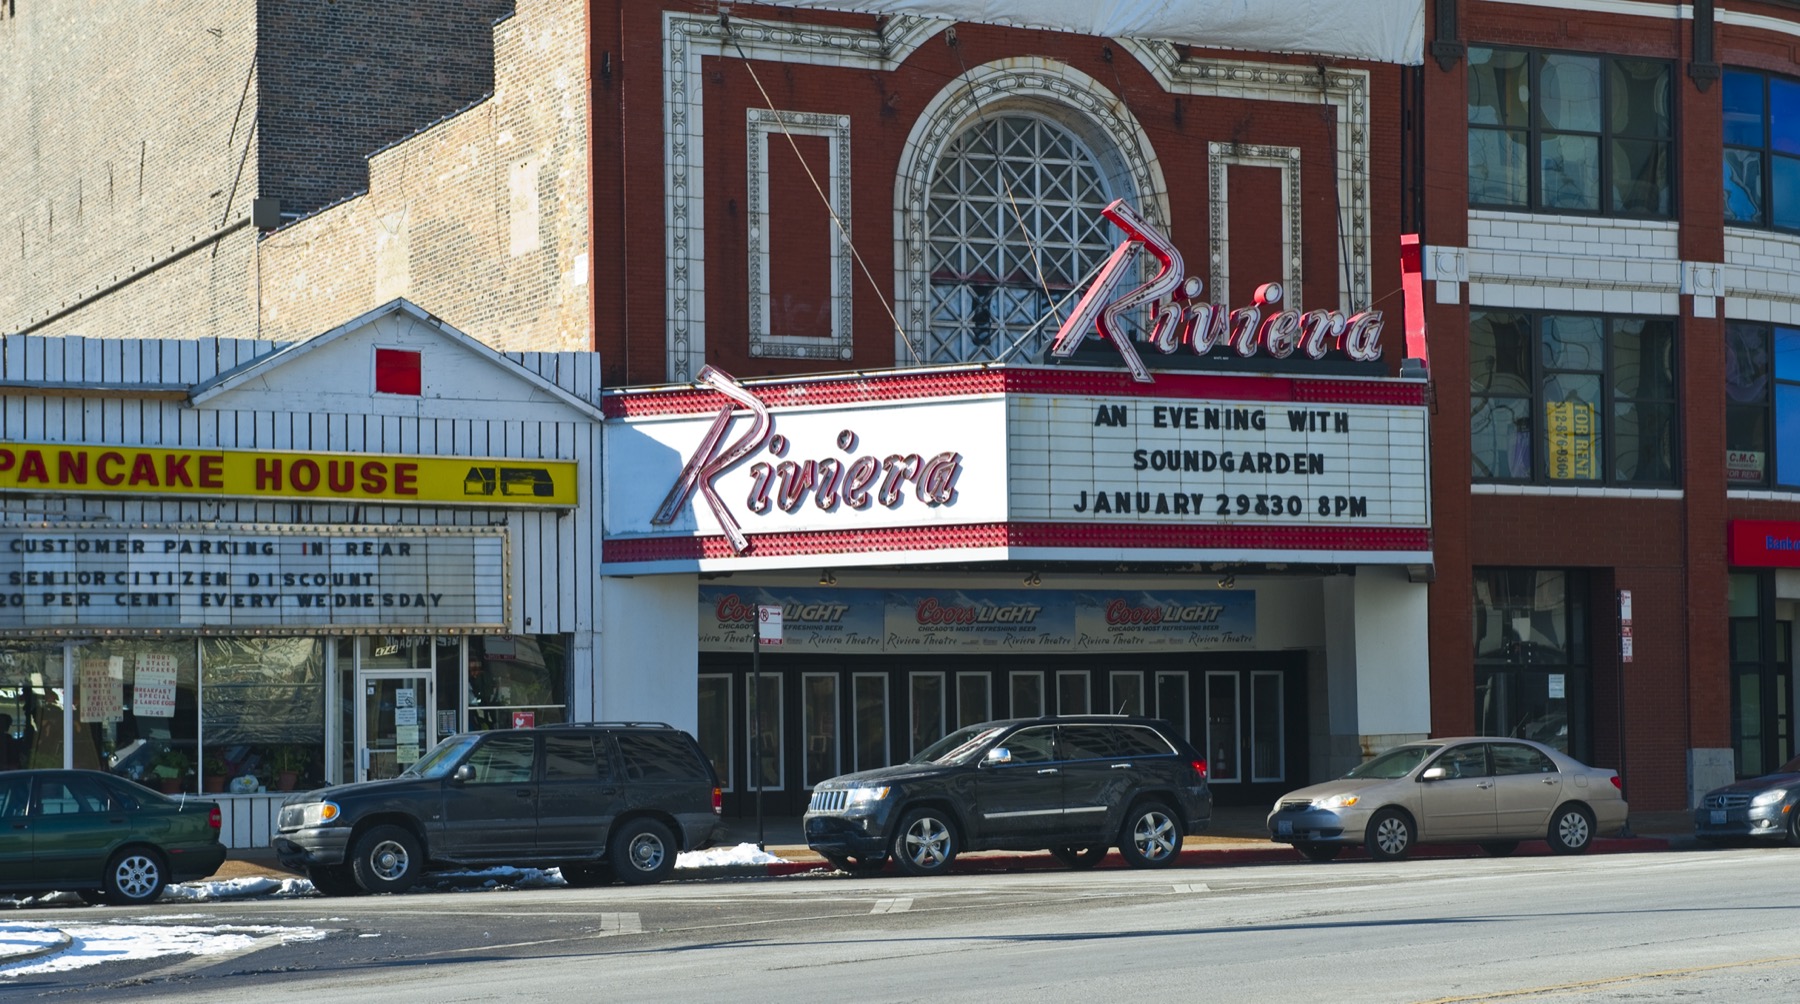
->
[984,747,1012,766]
[452,764,475,784]
[1421,766,1447,782]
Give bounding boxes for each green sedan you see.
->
[0,769,226,905]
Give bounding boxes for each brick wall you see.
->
[258,0,590,352]
[257,0,514,220]
[1,0,584,356]
[0,0,262,340]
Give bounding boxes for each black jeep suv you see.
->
[804,716,1211,876]
[273,723,726,895]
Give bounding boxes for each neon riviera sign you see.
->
[1050,199,1384,383]
[651,367,963,554]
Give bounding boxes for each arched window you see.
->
[925,114,1121,364]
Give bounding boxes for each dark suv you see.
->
[804,716,1211,876]
[273,723,726,895]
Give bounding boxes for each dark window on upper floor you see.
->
[1724,321,1800,489]
[1723,69,1800,231]
[1470,309,1678,486]
[1468,47,1673,217]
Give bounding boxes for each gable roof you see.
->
[189,298,605,421]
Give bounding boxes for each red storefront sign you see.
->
[1727,520,1800,567]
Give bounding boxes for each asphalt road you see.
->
[5,843,1799,1002]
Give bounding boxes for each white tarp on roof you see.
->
[771,0,1426,65]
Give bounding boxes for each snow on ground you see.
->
[0,921,327,978]
[0,842,798,977]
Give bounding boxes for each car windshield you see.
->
[1342,744,1441,779]
[400,734,483,779]
[909,725,1008,766]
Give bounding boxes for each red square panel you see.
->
[375,348,422,396]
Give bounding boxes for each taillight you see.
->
[1610,775,1622,791]
[1192,759,1209,779]
[208,806,222,829]
[712,786,722,815]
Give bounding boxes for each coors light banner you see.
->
[699,587,1254,653]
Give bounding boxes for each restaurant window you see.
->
[1473,569,1591,760]
[924,113,1121,364]
[466,635,568,732]
[1723,69,1800,231]
[1470,309,1677,486]
[1468,47,1673,215]
[1724,322,1800,489]
[0,642,73,777]
[199,638,325,794]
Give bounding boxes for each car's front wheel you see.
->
[306,865,366,897]
[891,808,958,876]
[1364,808,1416,861]
[350,825,424,893]
[1785,809,1800,848]
[610,819,678,885]
[1119,801,1182,868]
[1296,842,1342,862]
[1050,845,1109,869]
[1548,804,1595,854]
[102,847,168,905]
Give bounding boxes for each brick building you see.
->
[1,0,589,351]
[595,1,1800,817]
[1418,0,1800,812]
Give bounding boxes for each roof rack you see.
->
[555,721,677,730]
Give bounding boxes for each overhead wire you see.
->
[720,14,924,365]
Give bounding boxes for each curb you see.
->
[692,834,1675,880]
[0,930,73,968]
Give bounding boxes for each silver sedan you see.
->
[1266,737,1629,862]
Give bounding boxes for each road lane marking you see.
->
[870,898,913,914]
[1173,883,1211,893]
[598,912,643,935]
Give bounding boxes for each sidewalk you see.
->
[203,806,1699,884]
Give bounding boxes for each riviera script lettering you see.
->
[1050,199,1383,382]
[652,367,964,555]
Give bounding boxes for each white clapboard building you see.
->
[0,299,608,849]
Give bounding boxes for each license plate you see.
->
[1277,820,1293,835]
[1711,810,1727,825]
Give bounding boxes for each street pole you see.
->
[752,619,764,851]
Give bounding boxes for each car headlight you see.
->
[300,801,341,827]
[845,786,890,807]
[1312,794,1359,809]
[1751,788,1788,807]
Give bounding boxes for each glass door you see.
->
[357,672,436,782]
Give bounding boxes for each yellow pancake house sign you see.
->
[0,442,577,508]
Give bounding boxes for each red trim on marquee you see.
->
[601,367,1426,419]
[602,523,1431,564]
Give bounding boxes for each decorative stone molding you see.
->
[892,56,1170,366]
[746,109,854,361]
[1121,42,1372,314]
[1207,142,1302,310]
[662,12,942,380]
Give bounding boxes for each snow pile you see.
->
[676,842,786,868]
[163,877,316,901]
[0,921,327,978]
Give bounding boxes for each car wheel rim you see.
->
[115,855,159,899]
[628,834,666,872]
[369,839,411,882]
[1133,812,1177,860]
[1376,818,1409,855]
[1558,813,1589,847]
[904,818,950,868]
